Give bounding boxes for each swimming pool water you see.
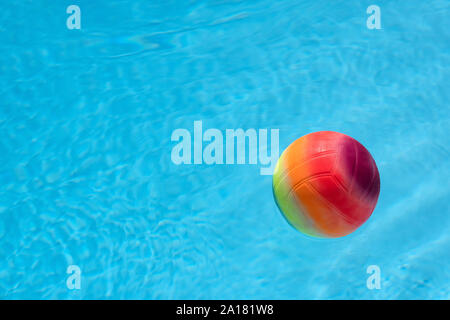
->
[0,0,449,299]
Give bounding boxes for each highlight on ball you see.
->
[272,131,380,238]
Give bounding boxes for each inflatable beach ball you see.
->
[272,131,380,238]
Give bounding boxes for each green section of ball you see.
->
[272,156,321,238]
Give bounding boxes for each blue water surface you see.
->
[0,0,449,299]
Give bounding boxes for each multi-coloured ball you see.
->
[272,131,380,238]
